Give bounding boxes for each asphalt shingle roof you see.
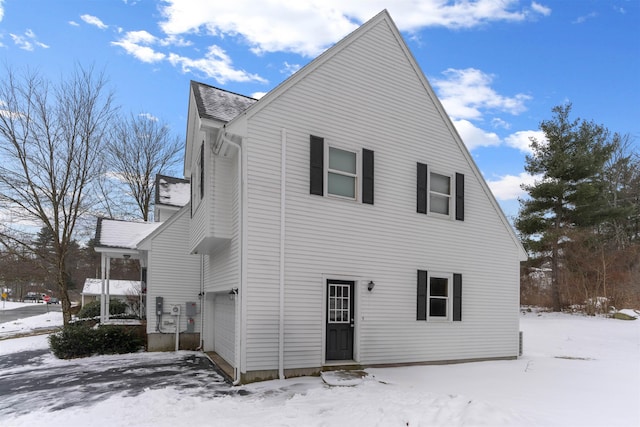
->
[191,81,257,123]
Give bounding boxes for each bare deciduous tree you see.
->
[0,65,117,325]
[106,113,182,221]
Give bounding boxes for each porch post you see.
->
[100,253,106,323]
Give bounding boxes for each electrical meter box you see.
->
[185,301,197,316]
[155,296,163,316]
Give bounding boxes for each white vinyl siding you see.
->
[145,208,201,335]
[226,15,523,373]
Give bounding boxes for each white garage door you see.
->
[213,293,236,367]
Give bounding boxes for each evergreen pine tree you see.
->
[516,104,618,311]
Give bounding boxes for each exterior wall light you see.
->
[367,281,375,291]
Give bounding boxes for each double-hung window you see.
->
[417,270,462,321]
[328,146,357,199]
[417,163,464,220]
[310,135,374,204]
[428,276,449,318]
[429,172,451,216]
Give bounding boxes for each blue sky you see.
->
[1,0,638,220]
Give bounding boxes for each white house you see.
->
[81,278,141,309]
[143,10,527,384]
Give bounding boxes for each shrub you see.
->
[49,323,145,359]
[49,324,98,359]
[77,299,128,319]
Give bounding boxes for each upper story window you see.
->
[310,135,374,205]
[328,147,357,199]
[191,141,205,213]
[429,172,451,216]
[417,163,464,221]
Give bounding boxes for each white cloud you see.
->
[167,46,267,84]
[573,12,597,24]
[111,29,264,83]
[81,14,108,30]
[138,113,158,121]
[531,2,551,17]
[453,119,501,150]
[491,118,511,129]
[487,172,541,201]
[159,34,192,47]
[504,130,546,153]
[157,1,551,57]
[69,20,80,27]
[0,0,4,22]
[10,30,48,51]
[433,68,531,120]
[112,31,165,63]
[281,62,301,76]
[251,92,267,99]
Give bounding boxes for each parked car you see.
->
[47,297,60,304]
[24,292,42,302]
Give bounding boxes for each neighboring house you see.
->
[154,174,190,222]
[93,218,163,322]
[141,10,528,384]
[93,176,192,323]
[81,278,141,308]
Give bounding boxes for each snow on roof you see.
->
[82,278,141,296]
[156,175,190,207]
[96,218,162,249]
[191,81,257,123]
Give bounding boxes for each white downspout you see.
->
[278,129,286,380]
[199,254,205,350]
[218,129,245,385]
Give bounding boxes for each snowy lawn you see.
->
[0,308,638,427]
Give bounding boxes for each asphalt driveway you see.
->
[0,348,245,416]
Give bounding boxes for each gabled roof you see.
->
[216,9,527,261]
[190,80,257,123]
[94,218,162,250]
[155,174,190,207]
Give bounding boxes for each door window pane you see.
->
[328,283,351,324]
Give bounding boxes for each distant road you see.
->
[0,303,62,324]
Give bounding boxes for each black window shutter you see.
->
[455,173,464,221]
[417,163,428,214]
[453,273,462,321]
[362,149,374,204]
[417,270,427,320]
[310,136,324,196]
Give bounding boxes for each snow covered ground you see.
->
[0,302,638,427]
